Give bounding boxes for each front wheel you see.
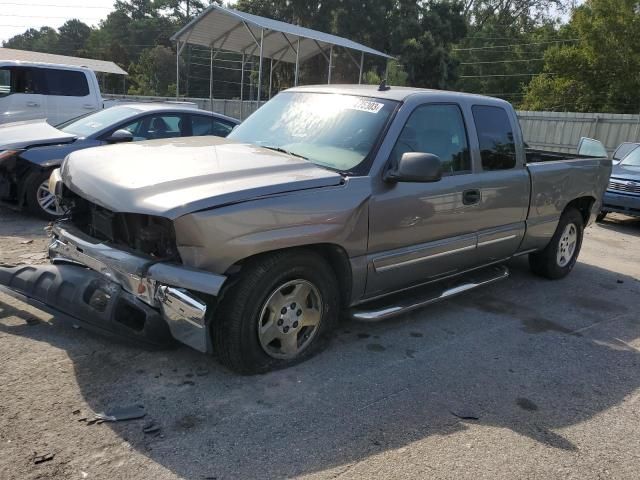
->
[596,211,607,222]
[529,208,584,280]
[24,170,65,220]
[212,250,340,374]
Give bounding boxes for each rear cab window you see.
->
[472,105,517,170]
[43,68,90,97]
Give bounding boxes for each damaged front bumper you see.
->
[0,221,227,352]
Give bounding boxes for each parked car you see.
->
[0,61,106,125]
[0,85,610,374]
[0,104,238,218]
[611,142,639,166]
[599,145,640,220]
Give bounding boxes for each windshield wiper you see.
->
[262,146,308,161]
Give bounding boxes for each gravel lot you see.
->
[1,206,639,480]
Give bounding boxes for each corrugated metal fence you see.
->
[104,95,640,155]
[516,110,640,154]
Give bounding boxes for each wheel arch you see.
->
[564,196,596,225]
[224,243,353,308]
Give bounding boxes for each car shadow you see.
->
[597,213,640,237]
[1,256,640,478]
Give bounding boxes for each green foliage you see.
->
[1,0,638,112]
[128,45,182,96]
[521,0,640,112]
[363,60,409,86]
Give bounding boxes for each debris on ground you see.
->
[33,453,54,464]
[20,239,33,245]
[83,404,146,425]
[143,421,161,435]
[450,410,480,421]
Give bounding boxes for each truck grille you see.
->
[608,179,640,194]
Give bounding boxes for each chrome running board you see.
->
[349,264,509,322]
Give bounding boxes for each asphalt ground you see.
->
[1,206,639,480]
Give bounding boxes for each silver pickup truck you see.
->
[0,85,611,374]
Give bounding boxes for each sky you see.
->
[0,0,116,44]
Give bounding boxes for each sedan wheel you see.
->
[36,179,64,217]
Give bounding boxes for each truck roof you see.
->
[287,84,511,106]
[0,60,94,72]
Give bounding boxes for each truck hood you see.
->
[62,136,344,219]
[0,119,77,150]
[611,164,640,182]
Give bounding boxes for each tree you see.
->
[57,20,92,56]
[3,26,59,54]
[521,0,640,113]
[128,45,182,96]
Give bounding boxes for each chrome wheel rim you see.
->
[36,179,64,216]
[257,279,323,360]
[557,223,578,267]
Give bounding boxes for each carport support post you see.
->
[256,28,264,107]
[294,38,300,86]
[209,48,214,110]
[359,52,364,84]
[240,53,245,119]
[269,58,274,99]
[176,41,181,99]
[328,46,333,84]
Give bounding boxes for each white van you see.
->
[0,61,103,125]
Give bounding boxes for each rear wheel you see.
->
[24,170,64,220]
[212,250,340,374]
[529,208,584,280]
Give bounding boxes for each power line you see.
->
[460,58,545,65]
[453,39,578,52]
[460,73,557,78]
[0,2,112,7]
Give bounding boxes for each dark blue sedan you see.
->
[0,104,239,218]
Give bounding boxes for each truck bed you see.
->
[525,148,599,163]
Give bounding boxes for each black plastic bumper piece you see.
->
[0,264,175,349]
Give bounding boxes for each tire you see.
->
[212,250,340,375]
[529,208,584,280]
[596,211,607,222]
[24,169,64,220]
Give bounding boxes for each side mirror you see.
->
[385,152,443,183]
[106,129,134,144]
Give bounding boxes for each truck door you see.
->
[466,105,530,265]
[41,68,97,125]
[366,103,482,297]
[0,66,46,124]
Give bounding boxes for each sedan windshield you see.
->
[620,148,640,167]
[228,92,397,172]
[58,106,139,137]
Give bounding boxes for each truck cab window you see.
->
[43,68,89,97]
[0,67,45,95]
[472,105,516,170]
[390,104,471,175]
[0,68,10,96]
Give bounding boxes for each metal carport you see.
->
[170,5,393,104]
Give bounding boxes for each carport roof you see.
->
[170,5,393,64]
[0,48,127,75]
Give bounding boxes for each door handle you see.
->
[27,102,40,107]
[463,189,481,205]
[83,104,95,109]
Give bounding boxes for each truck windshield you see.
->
[58,106,139,137]
[228,92,397,172]
[620,148,640,167]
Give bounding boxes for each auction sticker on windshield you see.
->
[348,99,385,114]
